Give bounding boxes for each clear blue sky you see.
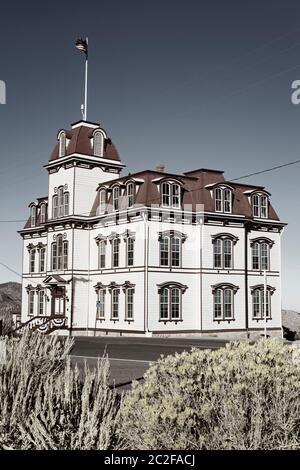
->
[0,0,300,310]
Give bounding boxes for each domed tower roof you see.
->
[49,120,121,162]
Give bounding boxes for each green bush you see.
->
[119,339,300,450]
[0,331,120,450]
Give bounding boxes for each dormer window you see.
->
[112,186,120,211]
[93,130,104,157]
[30,206,36,227]
[126,182,135,208]
[252,193,268,218]
[161,182,181,208]
[59,131,66,158]
[40,204,46,224]
[99,189,106,214]
[215,187,232,213]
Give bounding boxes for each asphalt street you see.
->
[69,336,228,390]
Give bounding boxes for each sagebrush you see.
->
[119,339,300,450]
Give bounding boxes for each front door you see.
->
[51,287,65,316]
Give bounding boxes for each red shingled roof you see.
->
[49,124,120,162]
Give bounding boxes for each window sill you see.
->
[253,317,272,322]
[213,318,235,323]
[159,319,183,324]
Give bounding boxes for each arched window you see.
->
[38,290,45,316]
[212,284,239,321]
[59,131,66,158]
[161,182,181,208]
[125,287,134,321]
[30,206,36,227]
[99,189,106,214]
[214,187,232,213]
[39,247,46,272]
[212,234,237,269]
[251,238,273,271]
[64,192,69,216]
[252,193,269,218]
[112,238,119,267]
[40,204,46,224]
[58,187,64,218]
[28,290,35,316]
[111,288,119,320]
[159,231,186,268]
[52,195,58,219]
[126,237,135,266]
[251,286,274,319]
[51,235,68,271]
[112,186,120,211]
[29,249,35,273]
[98,239,106,268]
[96,288,106,319]
[158,282,187,321]
[126,182,135,208]
[93,130,104,157]
[53,186,69,219]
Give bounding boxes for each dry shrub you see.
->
[19,359,121,450]
[0,330,73,449]
[0,331,121,450]
[119,339,300,450]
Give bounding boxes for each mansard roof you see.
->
[91,168,280,220]
[49,121,120,162]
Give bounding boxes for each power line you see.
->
[0,156,299,224]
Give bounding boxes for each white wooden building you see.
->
[19,120,286,338]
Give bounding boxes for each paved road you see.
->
[70,336,228,389]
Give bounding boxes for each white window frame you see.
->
[125,288,134,321]
[112,186,120,212]
[213,287,235,321]
[112,238,119,268]
[161,182,181,208]
[38,290,45,316]
[214,187,232,213]
[126,237,134,267]
[252,193,269,219]
[99,189,106,215]
[111,288,119,320]
[93,130,104,157]
[39,247,46,272]
[30,206,36,227]
[252,288,271,319]
[98,240,106,269]
[126,182,135,208]
[28,290,35,316]
[59,131,66,158]
[40,204,46,224]
[97,289,106,319]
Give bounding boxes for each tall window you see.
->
[214,187,232,213]
[39,247,46,272]
[111,289,119,319]
[99,190,106,214]
[252,288,271,319]
[97,289,106,319]
[159,233,185,268]
[40,204,46,224]
[94,131,104,157]
[252,193,268,218]
[171,237,180,267]
[213,237,233,269]
[112,186,120,211]
[59,131,66,158]
[159,288,169,320]
[28,290,35,316]
[52,186,69,219]
[64,192,69,216]
[30,206,36,227]
[127,237,134,266]
[160,237,169,266]
[213,285,237,320]
[158,283,187,321]
[125,288,134,320]
[53,195,58,219]
[112,238,119,268]
[98,240,106,268]
[51,235,68,270]
[29,249,35,273]
[161,182,181,208]
[252,242,270,271]
[126,182,135,208]
[38,290,45,316]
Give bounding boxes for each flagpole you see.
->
[84,37,88,121]
[263,269,267,339]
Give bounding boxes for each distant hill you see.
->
[0,282,21,317]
